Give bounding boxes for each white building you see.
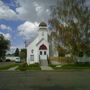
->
[27,22,49,65]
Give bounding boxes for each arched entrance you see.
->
[39,44,47,50]
[39,44,47,60]
[39,44,48,66]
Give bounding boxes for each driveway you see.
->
[0,71,90,90]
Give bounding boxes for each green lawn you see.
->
[17,63,41,71]
[28,64,41,70]
[49,63,90,70]
[0,63,18,70]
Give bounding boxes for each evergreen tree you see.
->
[14,48,19,56]
[20,49,27,61]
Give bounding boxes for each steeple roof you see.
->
[39,22,47,27]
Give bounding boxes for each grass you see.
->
[0,63,18,70]
[61,64,90,69]
[49,63,90,70]
[28,63,41,70]
[17,63,41,71]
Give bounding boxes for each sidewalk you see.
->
[8,66,18,71]
[40,66,53,70]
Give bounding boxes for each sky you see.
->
[0,0,90,50]
[0,0,56,50]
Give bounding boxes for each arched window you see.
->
[39,44,47,50]
[31,49,34,53]
[44,51,46,55]
[40,51,42,55]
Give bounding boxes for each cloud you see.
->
[0,24,12,31]
[15,0,39,21]
[0,0,90,21]
[0,32,11,40]
[5,33,11,40]
[33,2,44,16]
[0,1,17,20]
[13,0,38,21]
[10,46,22,50]
[0,0,56,21]
[18,21,39,39]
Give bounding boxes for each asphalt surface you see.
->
[0,71,90,90]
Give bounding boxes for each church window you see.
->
[44,51,46,55]
[39,44,47,50]
[31,49,34,53]
[40,51,42,55]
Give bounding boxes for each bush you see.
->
[18,63,28,71]
[28,63,41,70]
[17,63,41,71]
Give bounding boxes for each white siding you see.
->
[27,24,49,65]
[27,38,39,65]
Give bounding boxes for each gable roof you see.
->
[26,35,38,47]
[36,38,44,46]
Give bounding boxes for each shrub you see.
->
[28,63,41,70]
[18,63,28,71]
[17,63,41,71]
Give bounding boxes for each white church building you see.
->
[27,22,49,65]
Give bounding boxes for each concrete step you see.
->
[40,60,48,66]
[40,66,53,70]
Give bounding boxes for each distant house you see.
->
[27,22,49,65]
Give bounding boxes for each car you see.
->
[5,56,21,62]
[15,57,20,63]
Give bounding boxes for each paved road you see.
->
[0,71,90,90]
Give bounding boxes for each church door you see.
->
[39,44,47,60]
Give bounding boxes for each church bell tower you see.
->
[38,22,48,41]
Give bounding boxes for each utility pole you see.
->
[24,40,26,48]
[24,39,27,62]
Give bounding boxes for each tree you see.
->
[0,34,10,60]
[14,48,19,56]
[19,49,27,61]
[49,0,90,57]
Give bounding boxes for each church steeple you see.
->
[38,22,48,41]
[39,22,47,30]
[39,22,47,27]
